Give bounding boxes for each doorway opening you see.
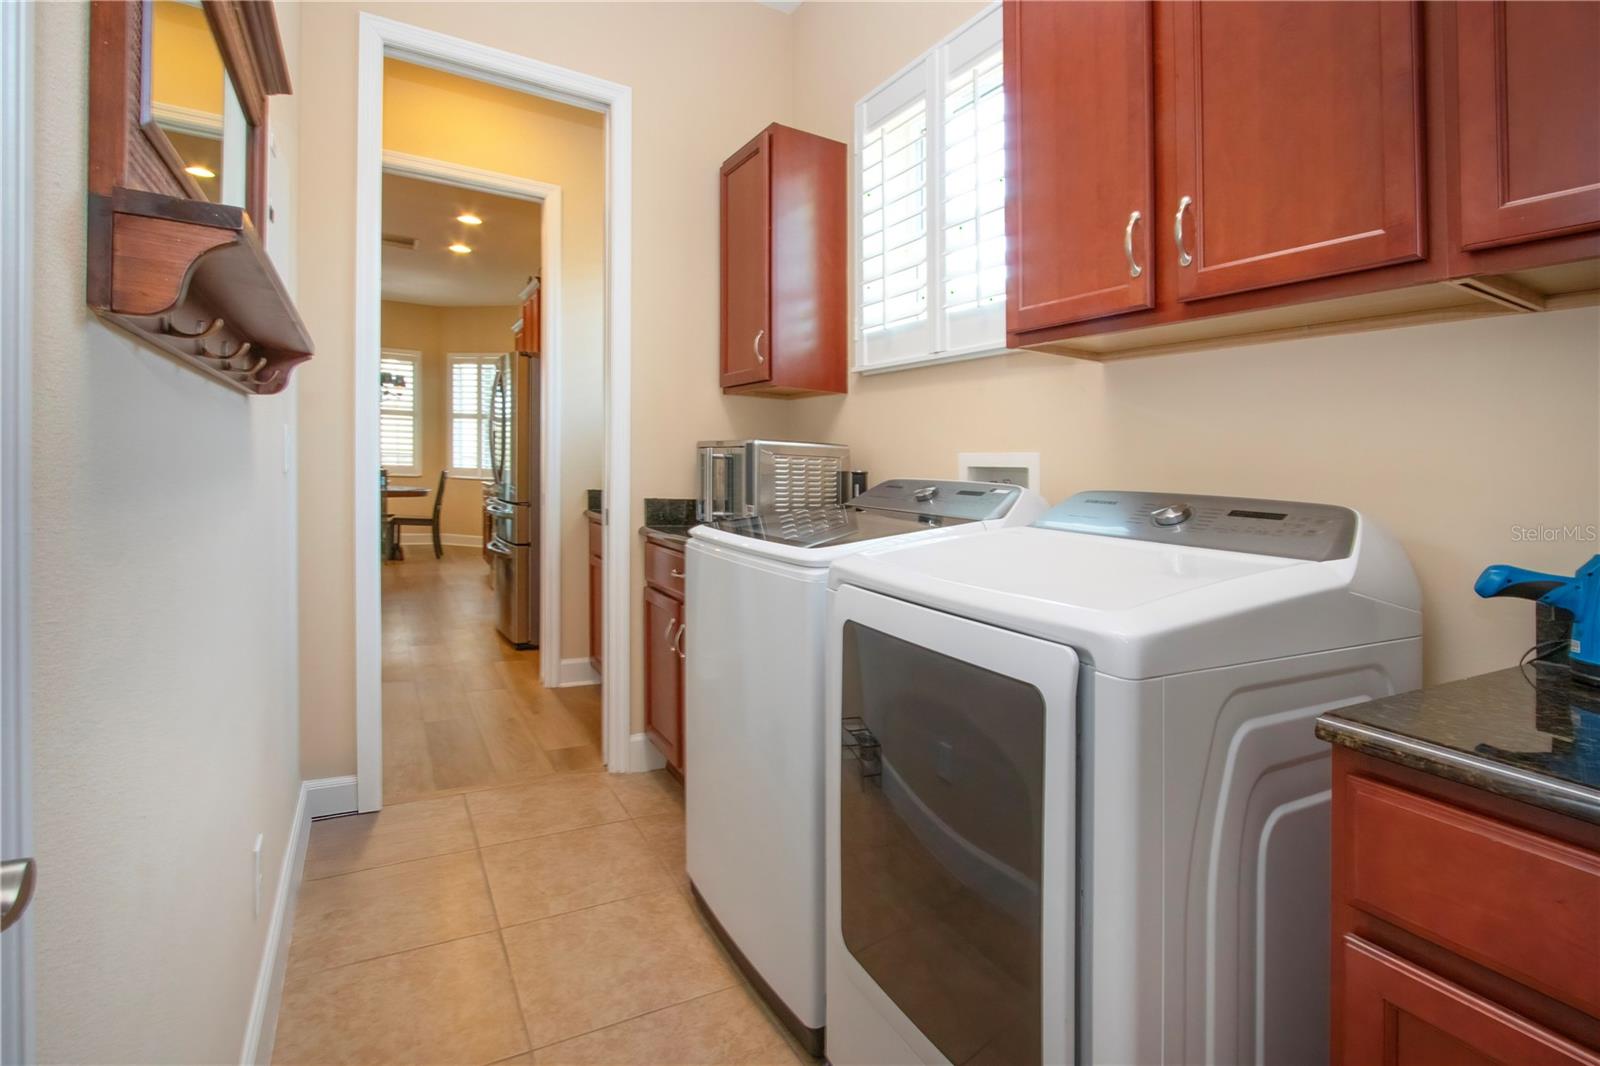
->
[355,16,634,812]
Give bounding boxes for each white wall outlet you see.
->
[252,833,264,918]
[958,451,1041,490]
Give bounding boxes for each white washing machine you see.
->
[684,479,1048,1055]
[823,491,1423,1066]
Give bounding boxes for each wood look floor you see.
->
[270,547,809,1064]
[380,548,603,805]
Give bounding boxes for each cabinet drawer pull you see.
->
[670,568,685,579]
[1123,210,1143,279]
[1175,195,1194,267]
[753,329,766,364]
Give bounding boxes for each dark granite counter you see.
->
[641,525,693,548]
[1316,665,1600,824]
[640,497,697,549]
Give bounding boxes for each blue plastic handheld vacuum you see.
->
[1475,554,1600,686]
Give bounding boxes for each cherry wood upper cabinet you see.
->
[1168,1,1426,301]
[1004,1,1155,337]
[720,124,847,397]
[1455,1,1600,251]
[721,136,771,389]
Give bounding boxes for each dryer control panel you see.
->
[1035,491,1358,561]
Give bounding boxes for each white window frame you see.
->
[378,347,421,477]
[446,352,499,480]
[852,2,1009,376]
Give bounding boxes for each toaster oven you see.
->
[697,439,851,521]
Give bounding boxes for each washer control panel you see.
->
[857,479,1024,522]
[1035,491,1358,561]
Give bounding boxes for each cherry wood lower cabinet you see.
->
[1330,746,1600,1065]
[643,540,686,772]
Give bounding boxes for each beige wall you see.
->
[29,2,304,1061]
[787,0,1600,687]
[382,300,518,538]
[297,3,798,777]
[298,0,1599,782]
[383,59,606,661]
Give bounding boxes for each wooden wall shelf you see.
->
[86,0,309,396]
[89,188,310,395]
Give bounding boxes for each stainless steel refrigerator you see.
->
[486,350,539,648]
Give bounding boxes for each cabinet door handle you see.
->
[1175,195,1194,268]
[663,618,679,644]
[753,329,766,364]
[1123,210,1143,279]
[676,623,687,660]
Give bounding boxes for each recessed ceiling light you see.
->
[448,242,473,255]
[456,213,483,226]
[185,164,215,179]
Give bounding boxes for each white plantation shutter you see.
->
[379,349,420,476]
[855,4,1006,372]
[942,43,1007,351]
[449,354,498,478]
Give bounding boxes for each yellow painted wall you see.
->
[381,301,518,540]
[296,3,798,777]
[150,0,224,115]
[786,0,1600,688]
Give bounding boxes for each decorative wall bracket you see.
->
[85,1,310,396]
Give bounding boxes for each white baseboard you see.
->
[398,533,483,548]
[238,780,310,1064]
[239,776,360,1063]
[556,657,600,687]
[304,775,359,819]
[627,731,667,773]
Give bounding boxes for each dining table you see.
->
[382,484,431,561]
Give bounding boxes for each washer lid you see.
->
[829,523,1422,679]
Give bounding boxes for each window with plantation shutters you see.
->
[379,349,420,476]
[448,354,498,479]
[855,4,1006,373]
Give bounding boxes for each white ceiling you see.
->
[381,171,541,307]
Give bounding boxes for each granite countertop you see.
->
[640,497,697,548]
[1316,665,1600,824]
[641,525,693,547]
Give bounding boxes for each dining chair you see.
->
[389,470,448,559]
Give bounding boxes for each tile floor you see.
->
[379,548,604,806]
[271,545,806,1064]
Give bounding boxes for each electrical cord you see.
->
[1517,637,1569,688]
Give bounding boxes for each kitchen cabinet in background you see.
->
[587,511,602,674]
[720,124,848,397]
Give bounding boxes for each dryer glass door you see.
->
[836,592,1077,1066]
